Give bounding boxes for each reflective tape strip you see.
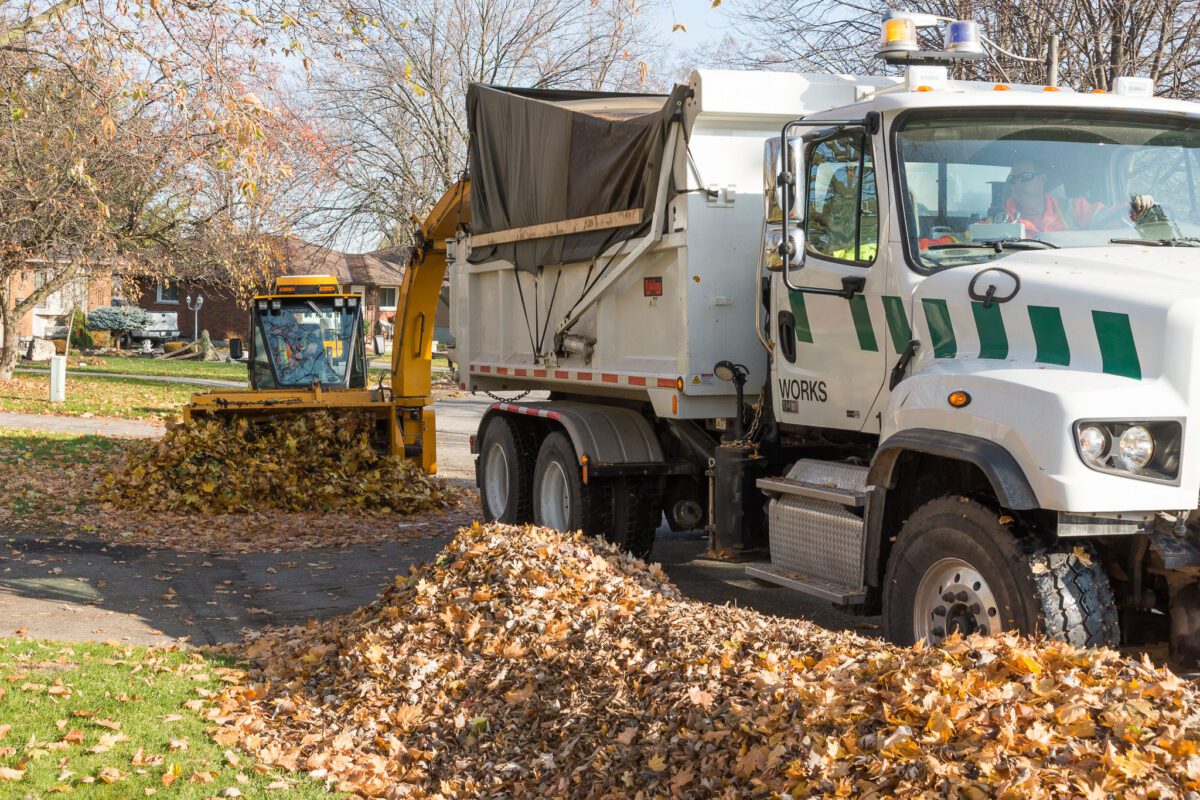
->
[971,301,1009,360]
[882,295,911,354]
[1092,310,1141,379]
[788,291,814,343]
[1028,305,1070,365]
[848,295,879,352]
[471,365,674,387]
[921,298,957,359]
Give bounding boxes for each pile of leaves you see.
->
[101,412,452,515]
[208,524,1200,798]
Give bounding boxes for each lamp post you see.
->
[185,293,204,342]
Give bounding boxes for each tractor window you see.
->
[805,132,877,264]
[251,324,276,389]
[255,299,364,388]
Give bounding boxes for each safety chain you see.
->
[484,389,531,402]
[731,387,766,447]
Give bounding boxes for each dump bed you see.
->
[450,70,897,420]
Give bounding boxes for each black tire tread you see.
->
[886,496,1120,648]
[479,415,538,524]
[1028,545,1120,648]
[611,478,660,560]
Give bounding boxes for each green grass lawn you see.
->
[0,374,194,420]
[68,356,248,382]
[0,639,333,798]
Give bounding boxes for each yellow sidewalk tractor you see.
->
[184,180,471,474]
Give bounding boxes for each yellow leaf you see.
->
[647,754,667,771]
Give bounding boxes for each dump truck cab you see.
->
[248,275,369,391]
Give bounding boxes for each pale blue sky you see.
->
[649,0,732,48]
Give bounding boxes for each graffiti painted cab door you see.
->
[772,130,889,433]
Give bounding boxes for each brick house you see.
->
[135,238,426,345]
[2,262,112,345]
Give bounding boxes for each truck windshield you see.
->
[252,300,363,389]
[897,112,1200,270]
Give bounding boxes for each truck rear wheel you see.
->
[611,478,660,560]
[478,416,535,524]
[883,496,1119,648]
[532,431,612,539]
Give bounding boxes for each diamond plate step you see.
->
[756,477,865,507]
[745,563,866,604]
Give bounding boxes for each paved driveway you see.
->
[0,391,868,645]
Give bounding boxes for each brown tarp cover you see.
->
[467,83,689,272]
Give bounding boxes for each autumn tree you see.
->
[0,2,343,380]
[307,0,664,249]
[723,0,1200,97]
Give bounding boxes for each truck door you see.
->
[772,130,888,432]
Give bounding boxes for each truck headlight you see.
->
[1073,420,1183,484]
[1117,426,1154,470]
[1077,425,1108,464]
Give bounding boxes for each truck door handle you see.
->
[889,339,920,390]
[786,275,867,300]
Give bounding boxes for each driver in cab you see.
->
[996,158,1104,235]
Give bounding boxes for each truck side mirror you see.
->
[763,228,806,273]
[228,337,243,360]
[764,136,804,225]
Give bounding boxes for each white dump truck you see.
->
[448,18,1200,663]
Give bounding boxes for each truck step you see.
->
[756,477,865,507]
[745,564,867,604]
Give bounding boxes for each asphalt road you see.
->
[0,390,870,645]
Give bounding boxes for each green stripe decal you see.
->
[1028,305,1070,365]
[921,298,957,358]
[971,301,1009,359]
[788,291,814,344]
[882,295,911,354]
[848,296,879,352]
[1093,310,1141,379]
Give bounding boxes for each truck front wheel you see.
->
[883,496,1120,648]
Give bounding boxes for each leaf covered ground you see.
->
[208,523,1200,799]
[0,424,471,553]
[0,638,332,797]
[102,412,453,515]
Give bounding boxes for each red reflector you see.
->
[470,434,476,450]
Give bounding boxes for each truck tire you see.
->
[478,416,536,524]
[611,478,660,560]
[532,431,612,539]
[883,496,1120,648]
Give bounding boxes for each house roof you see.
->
[273,238,407,288]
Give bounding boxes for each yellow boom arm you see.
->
[390,179,470,470]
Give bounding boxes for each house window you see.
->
[378,287,398,309]
[157,280,180,304]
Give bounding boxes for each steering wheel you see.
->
[1089,203,1136,230]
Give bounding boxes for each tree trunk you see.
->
[0,302,21,382]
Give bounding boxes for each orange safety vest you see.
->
[1002,194,1103,235]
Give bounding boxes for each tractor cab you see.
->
[248,275,368,390]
